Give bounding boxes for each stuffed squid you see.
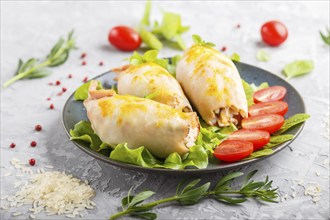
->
[113,62,192,112]
[176,43,248,127]
[83,80,200,158]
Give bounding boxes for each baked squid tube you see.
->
[176,43,248,127]
[113,62,192,112]
[83,80,200,158]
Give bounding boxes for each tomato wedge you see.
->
[253,86,287,103]
[249,101,288,117]
[214,140,253,162]
[227,129,270,150]
[242,114,284,134]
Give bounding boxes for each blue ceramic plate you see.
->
[62,62,306,174]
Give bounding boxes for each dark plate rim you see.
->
[61,61,306,175]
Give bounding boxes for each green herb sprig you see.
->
[129,50,168,69]
[192,34,215,47]
[110,170,278,220]
[320,27,330,46]
[3,30,76,88]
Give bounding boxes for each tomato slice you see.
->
[242,114,284,134]
[227,129,270,150]
[253,86,287,103]
[249,101,288,117]
[214,140,253,162]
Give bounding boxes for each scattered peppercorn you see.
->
[62,87,67,92]
[82,61,87,66]
[68,74,73,79]
[48,82,53,86]
[30,141,37,147]
[56,80,61,86]
[99,61,104,66]
[82,77,88,83]
[47,97,51,101]
[35,124,42,131]
[50,104,54,109]
[221,46,227,52]
[236,24,241,28]
[10,143,16,148]
[57,92,63,96]
[29,158,36,166]
[81,53,87,59]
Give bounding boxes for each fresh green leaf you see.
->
[110,144,159,168]
[174,35,186,50]
[230,53,240,62]
[274,113,310,135]
[143,50,158,62]
[214,172,244,191]
[160,12,182,40]
[320,28,330,46]
[215,195,247,204]
[242,170,258,186]
[178,182,210,205]
[154,58,168,69]
[50,38,65,56]
[192,34,215,47]
[128,191,155,208]
[25,69,52,79]
[140,0,152,27]
[192,34,202,44]
[264,134,294,148]
[48,50,69,67]
[182,145,208,169]
[282,60,314,79]
[256,49,270,62]
[73,81,103,101]
[140,29,163,50]
[243,149,274,160]
[242,80,269,107]
[132,212,157,220]
[242,80,255,107]
[15,59,24,75]
[69,121,111,151]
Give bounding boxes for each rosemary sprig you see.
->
[320,27,330,46]
[3,30,76,88]
[110,170,278,220]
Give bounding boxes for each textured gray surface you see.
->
[1,1,329,219]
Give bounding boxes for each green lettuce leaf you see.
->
[70,121,111,151]
[256,50,270,62]
[264,134,294,148]
[140,29,163,50]
[243,149,274,160]
[73,81,103,101]
[242,80,269,107]
[70,121,212,169]
[282,60,314,79]
[274,113,310,135]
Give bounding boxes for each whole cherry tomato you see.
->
[108,26,142,51]
[261,21,288,46]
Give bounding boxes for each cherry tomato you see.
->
[228,129,270,151]
[108,26,142,51]
[261,21,288,46]
[214,140,253,162]
[242,114,284,134]
[253,86,287,103]
[249,101,288,117]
